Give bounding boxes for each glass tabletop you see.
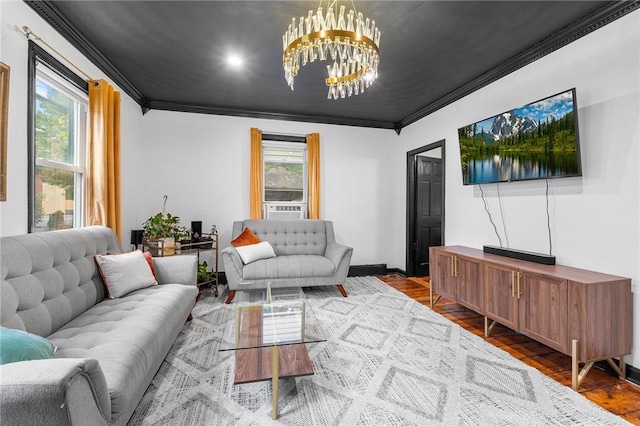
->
[219,287,326,351]
[236,285,305,304]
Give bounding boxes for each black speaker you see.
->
[191,221,202,238]
[483,245,556,265]
[130,229,144,248]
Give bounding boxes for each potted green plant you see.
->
[197,260,213,285]
[142,212,182,256]
[174,225,192,253]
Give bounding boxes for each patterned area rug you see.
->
[128,277,629,425]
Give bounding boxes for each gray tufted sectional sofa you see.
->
[221,219,353,303]
[0,226,198,425]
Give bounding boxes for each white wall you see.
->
[0,0,145,238]
[1,0,401,266]
[139,111,398,266]
[0,0,400,265]
[398,11,640,367]
[3,0,639,367]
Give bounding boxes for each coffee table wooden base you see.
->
[234,344,314,419]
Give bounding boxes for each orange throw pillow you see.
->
[143,251,156,278]
[231,227,261,247]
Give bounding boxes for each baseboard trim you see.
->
[348,264,387,276]
[385,267,406,276]
[627,363,640,386]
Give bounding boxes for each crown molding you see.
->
[24,0,397,129]
[147,100,398,130]
[399,1,640,129]
[25,0,638,131]
[25,0,147,105]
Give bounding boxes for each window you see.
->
[263,142,307,203]
[29,42,88,232]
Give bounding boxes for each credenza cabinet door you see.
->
[484,262,519,331]
[429,245,632,390]
[433,251,457,301]
[457,257,483,313]
[518,272,568,353]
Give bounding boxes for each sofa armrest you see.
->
[0,358,111,426]
[153,255,197,286]
[325,241,353,268]
[221,247,243,289]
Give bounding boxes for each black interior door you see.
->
[415,155,443,276]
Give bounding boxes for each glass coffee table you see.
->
[219,285,326,420]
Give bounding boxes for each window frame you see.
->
[28,41,89,232]
[262,137,308,207]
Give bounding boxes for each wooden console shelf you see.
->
[429,245,633,390]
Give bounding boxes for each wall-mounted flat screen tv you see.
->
[458,88,582,185]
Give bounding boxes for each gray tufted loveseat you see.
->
[0,226,198,426]
[221,219,353,303]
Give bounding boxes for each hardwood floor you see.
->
[378,273,640,425]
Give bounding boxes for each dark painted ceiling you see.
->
[26,1,637,132]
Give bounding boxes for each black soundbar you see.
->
[483,245,556,265]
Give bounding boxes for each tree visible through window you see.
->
[263,143,306,203]
[31,58,87,232]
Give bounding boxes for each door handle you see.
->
[454,257,458,277]
[511,271,516,297]
[517,271,522,299]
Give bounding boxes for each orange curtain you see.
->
[87,80,122,239]
[250,127,263,219]
[306,132,320,219]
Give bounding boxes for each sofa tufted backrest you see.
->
[233,220,334,256]
[0,226,122,337]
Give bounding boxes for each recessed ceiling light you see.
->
[227,54,244,68]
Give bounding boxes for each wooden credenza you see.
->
[429,245,633,390]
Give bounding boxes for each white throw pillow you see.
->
[235,241,276,264]
[95,250,158,298]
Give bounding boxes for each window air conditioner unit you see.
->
[264,204,307,220]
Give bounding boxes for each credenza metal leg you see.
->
[572,339,579,390]
[606,356,626,380]
[428,279,442,309]
[272,345,279,420]
[484,317,497,337]
[572,339,596,391]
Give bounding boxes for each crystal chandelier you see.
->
[282,2,381,99]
